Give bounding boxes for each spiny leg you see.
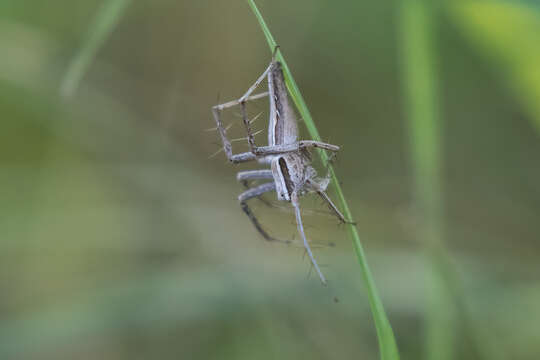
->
[211,94,268,164]
[241,101,258,154]
[238,64,274,154]
[299,140,340,152]
[250,141,340,156]
[238,182,289,244]
[212,59,272,156]
[238,62,273,103]
[304,177,355,224]
[316,190,355,224]
[213,92,269,112]
[291,192,327,285]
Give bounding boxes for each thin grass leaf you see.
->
[447,1,540,135]
[399,3,456,358]
[60,0,131,98]
[400,2,503,360]
[246,1,399,359]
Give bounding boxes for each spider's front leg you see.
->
[249,141,340,157]
[213,61,274,160]
[211,61,274,163]
[212,98,267,164]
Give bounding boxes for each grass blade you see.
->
[60,0,131,98]
[447,1,540,135]
[247,1,400,359]
[400,2,503,359]
[398,2,453,357]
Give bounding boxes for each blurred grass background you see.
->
[1,0,540,359]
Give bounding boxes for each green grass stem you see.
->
[399,2,456,359]
[60,0,131,98]
[247,2,400,359]
[400,2,504,359]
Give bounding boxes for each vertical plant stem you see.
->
[399,4,507,357]
[400,2,508,360]
[399,1,457,360]
[247,1,399,359]
[61,0,131,98]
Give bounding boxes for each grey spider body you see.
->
[211,52,347,285]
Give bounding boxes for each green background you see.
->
[1,0,539,359]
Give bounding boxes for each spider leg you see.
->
[238,62,273,103]
[212,105,257,164]
[239,66,274,154]
[316,190,355,224]
[212,92,271,164]
[238,182,289,244]
[212,61,273,160]
[237,169,275,207]
[236,169,273,182]
[291,192,327,285]
[299,140,340,152]
[250,141,340,156]
[305,178,355,225]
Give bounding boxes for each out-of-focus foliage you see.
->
[1,1,539,360]
[449,1,540,133]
